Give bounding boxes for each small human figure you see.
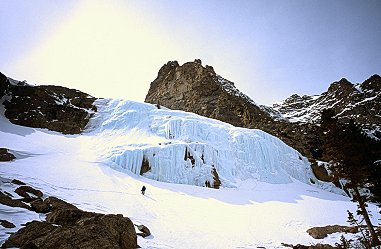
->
[141,185,146,195]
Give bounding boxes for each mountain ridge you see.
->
[273,74,381,138]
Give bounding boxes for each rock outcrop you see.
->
[1,181,140,249]
[307,225,358,239]
[2,214,137,249]
[145,60,274,129]
[0,148,15,162]
[0,72,97,134]
[0,220,15,229]
[135,224,151,238]
[15,185,43,199]
[0,191,31,210]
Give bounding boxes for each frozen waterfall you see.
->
[87,98,326,189]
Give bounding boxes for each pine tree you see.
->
[320,109,380,246]
[335,234,353,249]
[347,210,372,248]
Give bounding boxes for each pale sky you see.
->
[1,0,380,105]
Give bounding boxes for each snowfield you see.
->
[1,98,380,248]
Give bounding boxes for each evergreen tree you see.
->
[320,109,380,246]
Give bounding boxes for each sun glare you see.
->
[15,1,175,100]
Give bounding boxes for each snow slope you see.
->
[1,99,380,248]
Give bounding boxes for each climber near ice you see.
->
[141,186,146,195]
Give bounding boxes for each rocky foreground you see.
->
[1,177,363,249]
[0,176,151,249]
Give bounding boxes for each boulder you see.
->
[0,220,15,229]
[292,244,336,249]
[135,224,151,238]
[307,225,358,239]
[11,179,26,185]
[0,148,15,162]
[2,214,138,249]
[46,208,97,226]
[15,186,43,199]
[283,243,337,249]
[0,191,31,210]
[44,196,79,211]
[30,199,51,213]
[0,184,140,248]
[311,162,331,182]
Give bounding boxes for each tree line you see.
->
[319,109,381,247]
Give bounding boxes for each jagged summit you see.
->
[273,75,381,137]
[361,74,381,93]
[145,59,272,128]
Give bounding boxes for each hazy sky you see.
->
[1,0,380,105]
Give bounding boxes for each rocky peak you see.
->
[326,78,357,98]
[145,60,271,128]
[282,94,315,106]
[284,94,302,102]
[155,60,179,83]
[274,75,381,139]
[361,74,381,93]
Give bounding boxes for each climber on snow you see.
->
[141,185,146,195]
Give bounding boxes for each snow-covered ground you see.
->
[1,99,380,248]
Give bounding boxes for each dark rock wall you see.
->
[0,73,97,134]
[274,75,381,137]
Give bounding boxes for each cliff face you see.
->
[145,59,273,128]
[145,60,317,157]
[0,73,97,134]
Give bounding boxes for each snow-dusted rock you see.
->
[273,75,381,138]
[0,72,97,134]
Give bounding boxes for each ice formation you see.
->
[87,98,323,188]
